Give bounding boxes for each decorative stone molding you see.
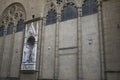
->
[0,3,26,28]
[60,0,78,11]
[44,0,79,18]
[44,0,57,17]
[21,21,39,72]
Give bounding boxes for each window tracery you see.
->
[0,3,26,36]
[46,10,57,25]
[56,0,62,4]
[7,22,14,35]
[16,19,24,32]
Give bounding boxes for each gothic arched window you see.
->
[16,19,24,32]
[61,4,77,21]
[0,3,26,35]
[82,0,97,16]
[46,10,57,25]
[0,25,5,37]
[7,22,14,35]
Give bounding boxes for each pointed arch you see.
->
[0,2,26,35]
[44,1,57,25]
[61,3,77,21]
[82,0,98,16]
[43,1,57,17]
[46,10,57,25]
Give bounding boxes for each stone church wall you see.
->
[42,24,56,79]
[0,0,120,80]
[103,0,120,80]
[82,14,100,80]
[59,19,78,80]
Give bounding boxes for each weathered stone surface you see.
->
[103,0,120,79]
[42,24,55,79]
[82,14,100,80]
[10,32,23,77]
[59,19,77,48]
[0,0,119,80]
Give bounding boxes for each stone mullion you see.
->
[0,27,7,77]
[8,25,16,77]
[39,17,46,79]
[97,1,106,80]
[54,13,60,80]
[77,7,83,80]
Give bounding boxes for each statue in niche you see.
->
[24,36,35,63]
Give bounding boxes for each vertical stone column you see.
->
[37,18,42,79]
[77,7,83,80]
[54,13,60,80]
[38,17,46,79]
[8,23,16,77]
[0,24,7,77]
[97,1,105,80]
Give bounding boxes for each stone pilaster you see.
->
[0,25,7,77]
[8,24,16,77]
[54,13,61,80]
[37,18,42,79]
[97,1,106,80]
[39,17,46,79]
[77,7,83,80]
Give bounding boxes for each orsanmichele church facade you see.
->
[0,0,120,80]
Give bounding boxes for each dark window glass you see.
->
[61,5,77,21]
[82,0,97,16]
[16,19,24,32]
[0,25,4,37]
[7,22,14,35]
[46,10,57,25]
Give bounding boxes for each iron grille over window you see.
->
[61,4,77,21]
[46,10,57,25]
[0,25,4,37]
[82,0,97,16]
[16,19,24,32]
[7,22,14,35]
